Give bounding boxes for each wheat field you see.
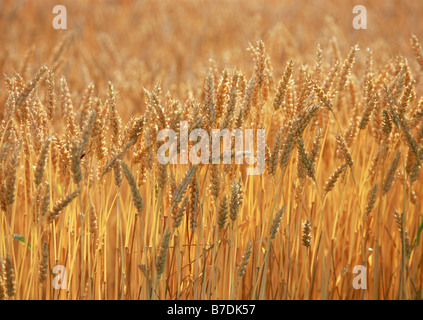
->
[0,0,422,300]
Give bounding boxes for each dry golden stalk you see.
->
[156,229,171,279]
[335,133,354,167]
[382,151,401,195]
[324,163,348,194]
[238,240,252,278]
[39,241,49,283]
[48,188,81,222]
[302,219,312,250]
[273,59,294,112]
[5,254,15,297]
[365,184,378,218]
[270,205,286,240]
[121,161,143,213]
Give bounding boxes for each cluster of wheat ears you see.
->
[1,3,423,300]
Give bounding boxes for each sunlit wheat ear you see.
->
[313,81,333,111]
[34,136,51,188]
[250,40,269,102]
[382,151,401,195]
[88,203,98,237]
[16,65,48,108]
[39,181,50,219]
[324,163,348,195]
[70,137,82,185]
[209,164,220,201]
[173,196,188,231]
[393,210,412,257]
[410,34,423,71]
[273,59,294,112]
[156,230,171,279]
[358,72,376,130]
[156,163,167,190]
[268,127,283,176]
[0,257,6,300]
[79,109,96,155]
[45,69,55,121]
[48,188,81,222]
[121,161,143,213]
[173,165,197,206]
[217,194,229,231]
[229,178,243,222]
[235,75,256,128]
[238,240,252,278]
[338,45,359,92]
[203,72,215,128]
[309,129,322,165]
[5,142,22,208]
[220,71,239,130]
[270,205,286,240]
[296,138,316,182]
[364,184,378,218]
[5,254,15,297]
[302,219,312,254]
[381,109,392,136]
[335,133,353,168]
[106,81,122,147]
[189,177,199,234]
[39,241,48,283]
[214,69,229,122]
